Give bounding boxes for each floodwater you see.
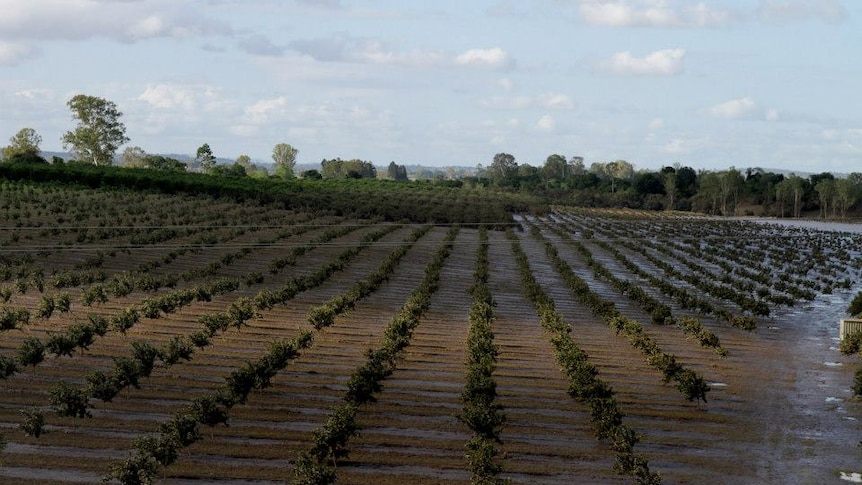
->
[744,218,862,484]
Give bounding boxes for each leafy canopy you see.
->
[62,94,129,166]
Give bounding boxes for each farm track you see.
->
[1,190,861,484]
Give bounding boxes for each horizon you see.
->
[2,1,861,173]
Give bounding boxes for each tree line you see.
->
[475,153,862,218]
[3,94,860,217]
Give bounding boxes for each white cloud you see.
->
[536,115,556,132]
[138,84,197,110]
[706,97,758,120]
[244,97,289,124]
[479,92,575,110]
[289,34,447,67]
[0,0,232,45]
[537,93,576,110]
[663,136,710,154]
[578,0,732,28]
[648,117,664,130]
[0,41,36,65]
[498,78,514,92]
[454,47,514,70]
[705,97,781,122]
[290,36,514,70]
[758,0,847,23]
[599,48,685,76]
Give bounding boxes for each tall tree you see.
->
[718,168,744,216]
[62,94,129,165]
[235,154,261,177]
[815,179,836,218]
[196,143,216,174]
[541,154,568,187]
[489,153,518,186]
[387,161,408,181]
[272,143,298,179]
[3,128,42,160]
[122,146,147,168]
[834,178,858,218]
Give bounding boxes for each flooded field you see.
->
[0,193,860,484]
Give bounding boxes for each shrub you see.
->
[849,291,862,318]
[19,408,45,438]
[853,368,862,396]
[841,331,862,355]
[17,337,45,367]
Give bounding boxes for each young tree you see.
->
[273,143,298,179]
[196,143,216,173]
[3,127,43,160]
[62,94,129,165]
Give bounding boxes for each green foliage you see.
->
[37,295,55,319]
[0,355,18,378]
[105,452,158,485]
[160,336,195,366]
[849,291,862,317]
[62,94,128,165]
[189,395,229,428]
[853,368,862,396]
[0,162,534,225]
[17,337,45,367]
[19,407,46,438]
[140,155,187,172]
[273,143,298,179]
[0,307,30,330]
[195,143,216,173]
[840,330,862,355]
[2,127,42,160]
[86,370,120,402]
[50,381,91,418]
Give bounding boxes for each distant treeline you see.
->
[2,153,860,220]
[471,154,862,218]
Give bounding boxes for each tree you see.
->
[122,146,147,168]
[387,161,408,181]
[489,153,518,186]
[273,143,299,179]
[62,94,129,165]
[717,168,744,216]
[301,169,322,180]
[19,408,46,438]
[141,155,187,172]
[196,143,216,174]
[835,178,858,218]
[3,128,42,160]
[815,179,836,218]
[541,154,568,186]
[569,156,586,176]
[663,169,678,210]
[17,337,45,368]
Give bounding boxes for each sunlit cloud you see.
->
[599,48,685,76]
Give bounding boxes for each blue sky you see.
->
[1,0,860,173]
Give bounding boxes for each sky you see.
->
[1,0,861,174]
